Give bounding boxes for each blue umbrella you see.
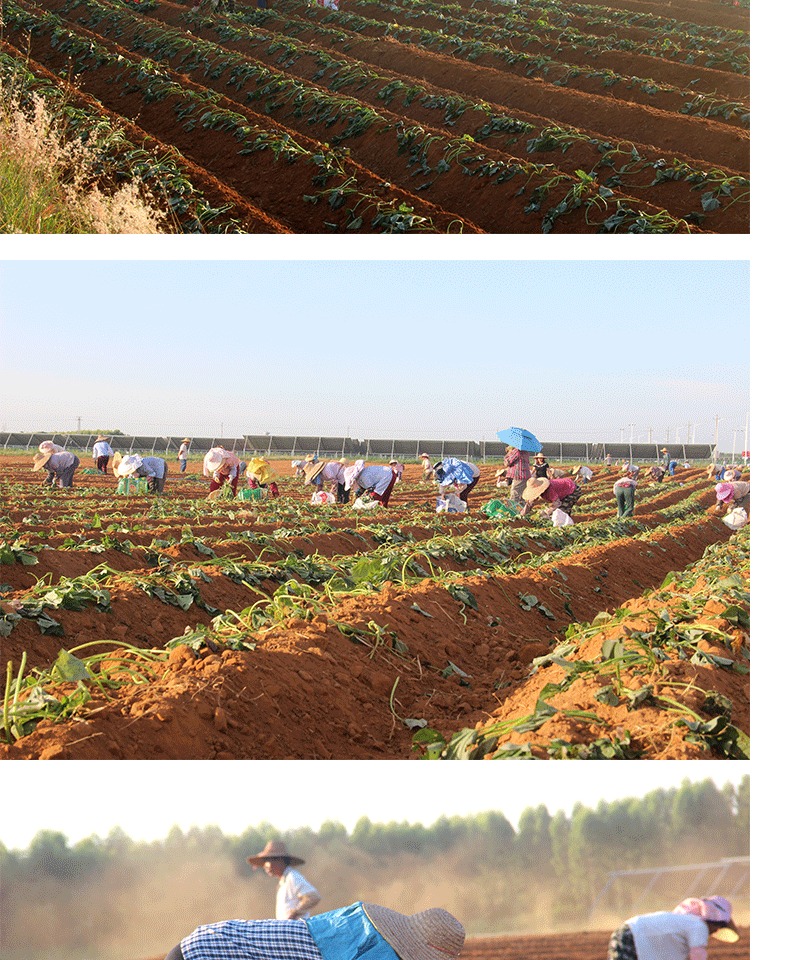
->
[496,427,542,453]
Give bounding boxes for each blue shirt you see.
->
[438,458,475,486]
[306,903,400,960]
[138,456,167,479]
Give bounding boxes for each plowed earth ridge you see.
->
[0,457,749,760]
[0,0,749,232]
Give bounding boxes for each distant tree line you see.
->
[0,777,749,959]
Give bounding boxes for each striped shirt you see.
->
[503,449,531,481]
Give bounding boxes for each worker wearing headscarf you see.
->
[433,458,480,505]
[203,447,242,495]
[344,460,397,507]
[608,895,738,960]
[114,453,168,493]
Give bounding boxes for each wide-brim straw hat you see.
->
[95,435,109,443]
[32,451,53,471]
[116,454,143,477]
[363,903,465,960]
[247,840,305,866]
[522,477,550,502]
[304,460,326,483]
[182,438,191,444]
[111,451,125,477]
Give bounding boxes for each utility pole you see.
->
[76,417,81,432]
[714,414,720,461]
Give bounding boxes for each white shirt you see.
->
[276,866,320,920]
[626,911,709,960]
[93,441,112,458]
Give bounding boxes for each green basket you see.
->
[481,498,518,519]
[116,477,148,495]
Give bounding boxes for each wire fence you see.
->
[1,432,721,463]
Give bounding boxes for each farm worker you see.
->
[668,459,679,477]
[532,453,550,479]
[607,895,738,960]
[494,468,509,488]
[162,900,465,960]
[419,452,434,481]
[247,841,321,920]
[648,465,665,482]
[660,447,670,468]
[622,462,640,477]
[433,458,480,504]
[613,466,638,518]
[177,438,191,473]
[723,466,743,481]
[572,465,593,483]
[32,449,80,488]
[714,480,750,516]
[115,453,168,493]
[345,460,397,507]
[92,435,114,474]
[521,476,582,518]
[389,460,404,482]
[706,463,719,480]
[203,447,242,495]
[604,453,613,469]
[503,445,532,506]
[305,459,350,503]
[239,458,273,501]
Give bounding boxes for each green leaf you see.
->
[52,649,92,682]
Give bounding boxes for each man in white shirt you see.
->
[247,841,321,920]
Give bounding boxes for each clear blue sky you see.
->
[0,260,748,446]
[0,761,748,851]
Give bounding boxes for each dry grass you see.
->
[0,83,169,233]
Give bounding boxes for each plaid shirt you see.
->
[503,448,531,481]
[181,918,323,960]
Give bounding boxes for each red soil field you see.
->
[0,453,749,760]
[0,0,749,232]
[141,927,751,960]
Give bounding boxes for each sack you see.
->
[551,508,574,526]
[436,495,467,514]
[722,507,748,530]
[352,495,379,511]
[311,490,336,505]
[481,499,518,519]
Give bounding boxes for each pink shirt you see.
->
[543,477,577,501]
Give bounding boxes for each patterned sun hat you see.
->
[116,454,143,477]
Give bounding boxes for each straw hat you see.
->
[722,470,735,481]
[95,435,109,443]
[534,453,546,461]
[182,438,191,444]
[304,460,326,484]
[363,904,465,960]
[32,451,53,472]
[522,477,550,502]
[246,840,305,867]
[116,454,143,477]
[111,452,125,477]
